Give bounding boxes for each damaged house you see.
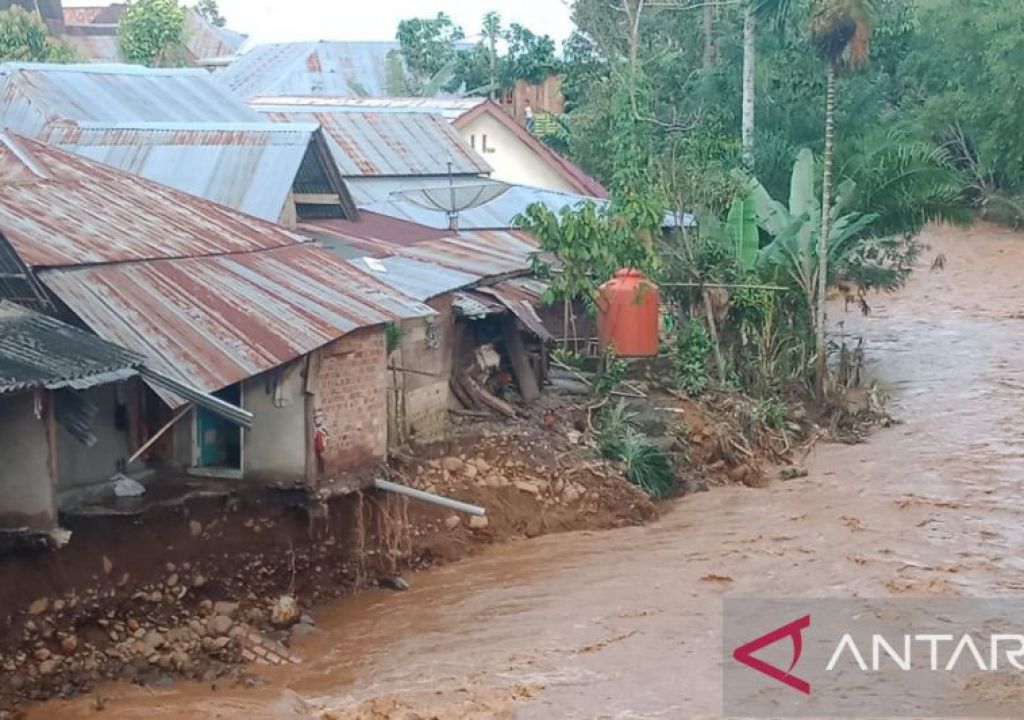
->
[0,132,433,516]
[303,211,553,447]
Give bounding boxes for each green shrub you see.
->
[675,320,712,397]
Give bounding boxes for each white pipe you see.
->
[373,478,485,517]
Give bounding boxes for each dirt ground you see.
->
[19,223,1024,718]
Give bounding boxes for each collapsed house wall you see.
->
[55,384,132,508]
[0,391,55,529]
[314,326,387,477]
[391,296,454,445]
[243,362,308,485]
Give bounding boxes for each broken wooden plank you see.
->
[449,376,476,410]
[502,317,540,404]
[461,373,517,418]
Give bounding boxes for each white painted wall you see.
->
[0,391,55,529]
[458,113,576,194]
[243,362,307,485]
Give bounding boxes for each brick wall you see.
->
[314,326,387,477]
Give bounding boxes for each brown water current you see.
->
[28,224,1024,718]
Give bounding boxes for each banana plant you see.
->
[737,148,878,325]
[725,194,760,272]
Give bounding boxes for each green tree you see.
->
[0,6,76,62]
[806,0,876,396]
[118,0,188,67]
[396,12,465,91]
[193,0,225,27]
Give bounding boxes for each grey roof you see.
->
[0,63,263,126]
[357,179,606,230]
[40,122,319,222]
[255,107,490,178]
[218,41,408,100]
[0,64,352,221]
[0,301,143,396]
[346,255,481,301]
[250,96,485,121]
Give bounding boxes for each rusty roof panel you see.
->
[219,42,413,100]
[40,122,317,222]
[0,133,305,267]
[40,244,434,400]
[256,107,490,177]
[396,231,537,277]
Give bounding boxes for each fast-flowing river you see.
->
[30,224,1024,719]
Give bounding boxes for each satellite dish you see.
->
[389,161,511,231]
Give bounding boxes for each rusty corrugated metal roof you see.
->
[40,243,434,400]
[218,42,422,100]
[0,132,304,267]
[257,107,490,177]
[38,121,324,222]
[347,256,481,302]
[0,300,142,395]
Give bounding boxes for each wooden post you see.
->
[502,317,540,404]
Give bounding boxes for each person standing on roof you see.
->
[524,100,535,133]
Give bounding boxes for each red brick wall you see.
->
[314,327,387,477]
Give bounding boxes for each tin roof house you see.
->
[0,132,433,509]
[0,63,355,224]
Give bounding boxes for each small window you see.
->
[470,134,476,150]
[481,134,495,154]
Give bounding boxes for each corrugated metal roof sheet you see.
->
[250,96,485,121]
[303,218,537,280]
[40,243,434,401]
[0,133,302,267]
[357,179,603,230]
[0,63,263,127]
[0,300,142,395]
[256,107,490,177]
[217,41,408,100]
[39,122,318,222]
[347,255,480,301]
[397,231,537,277]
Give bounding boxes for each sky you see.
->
[61,1,577,48]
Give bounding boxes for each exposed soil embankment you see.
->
[0,398,657,715]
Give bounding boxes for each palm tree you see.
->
[745,0,795,169]
[808,0,876,397]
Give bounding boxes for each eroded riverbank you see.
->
[27,224,1024,719]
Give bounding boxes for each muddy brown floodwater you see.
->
[29,224,1024,719]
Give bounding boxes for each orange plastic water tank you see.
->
[596,269,660,357]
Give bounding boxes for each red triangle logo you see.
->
[732,614,811,695]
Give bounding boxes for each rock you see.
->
[211,637,231,650]
[27,598,49,615]
[444,514,462,530]
[469,515,489,530]
[563,486,581,504]
[142,631,165,651]
[567,430,582,445]
[207,615,233,636]
[475,458,491,473]
[33,648,51,661]
[52,599,66,612]
[463,464,479,480]
[101,556,113,575]
[379,576,409,592]
[441,456,463,473]
[166,573,179,588]
[60,636,78,655]
[189,520,203,537]
[269,596,299,628]
[38,659,58,676]
[514,480,541,496]
[192,574,207,588]
[213,601,240,619]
